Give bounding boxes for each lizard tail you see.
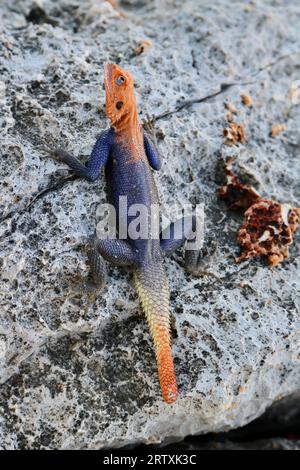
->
[133,261,178,404]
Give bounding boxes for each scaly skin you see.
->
[54,64,203,402]
[55,63,178,403]
[105,64,178,403]
[133,262,177,403]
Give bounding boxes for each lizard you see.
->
[53,63,202,404]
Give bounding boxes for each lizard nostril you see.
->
[116,101,123,110]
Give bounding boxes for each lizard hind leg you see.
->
[160,215,204,275]
[72,240,107,295]
[94,238,138,267]
[82,237,138,293]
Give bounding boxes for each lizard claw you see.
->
[86,238,107,290]
[184,249,204,276]
[76,279,105,294]
[142,113,159,146]
[184,241,218,276]
[142,113,156,132]
[53,147,71,162]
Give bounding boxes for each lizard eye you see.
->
[116,101,123,110]
[116,75,125,86]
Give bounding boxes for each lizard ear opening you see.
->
[116,101,124,110]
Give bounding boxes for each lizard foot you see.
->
[76,279,105,295]
[53,147,75,163]
[142,113,158,143]
[86,240,107,291]
[184,249,204,276]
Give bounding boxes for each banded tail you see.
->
[133,261,178,404]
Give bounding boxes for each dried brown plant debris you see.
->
[218,160,300,267]
[288,83,300,103]
[241,93,252,106]
[223,122,246,146]
[218,158,260,211]
[225,102,238,114]
[107,0,127,17]
[134,39,152,55]
[236,200,300,267]
[225,111,232,121]
[270,123,286,137]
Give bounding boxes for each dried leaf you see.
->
[225,102,238,114]
[224,122,246,146]
[218,161,300,267]
[241,93,252,106]
[107,0,127,17]
[134,39,152,55]
[226,111,233,122]
[236,200,300,266]
[218,158,260,211]
[270,123,286,137]
[288,83,300,103]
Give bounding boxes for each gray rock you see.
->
[0,0,299,449]
[157,393,300,450]
[167,437,300,450]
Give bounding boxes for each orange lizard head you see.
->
[104,63,137,128]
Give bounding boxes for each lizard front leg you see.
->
[54,128,114,181]
[143,117,162,171]
[53,130,114,290]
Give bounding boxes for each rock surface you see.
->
[163,437,300,450]
[0,0,300,449]
[156,393,300,450]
